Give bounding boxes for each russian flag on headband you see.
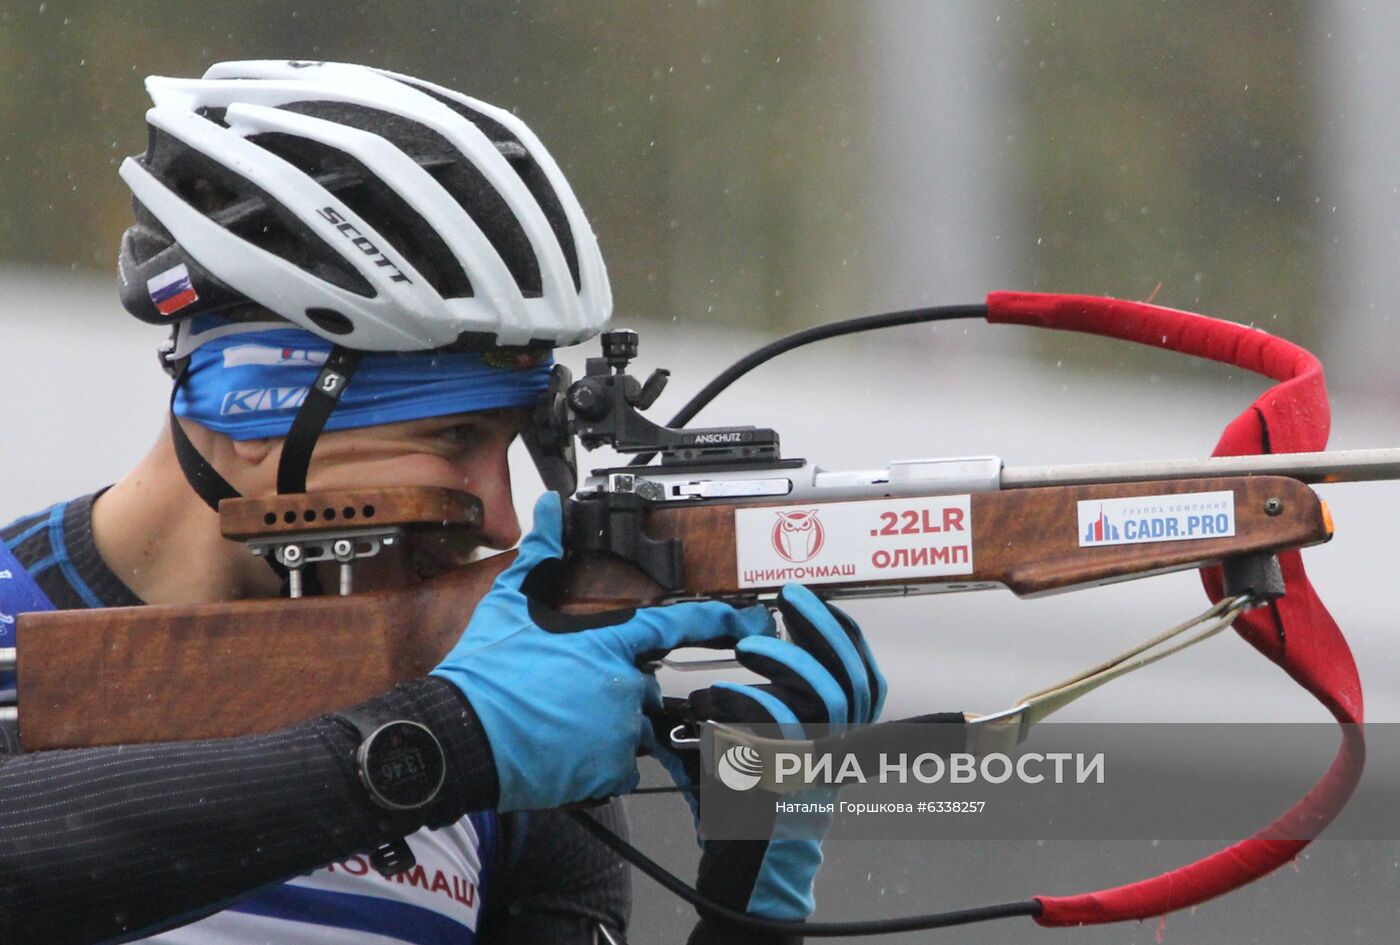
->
[147,263,199,316]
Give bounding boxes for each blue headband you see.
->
[174,327,553,440]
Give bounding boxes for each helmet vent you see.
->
[278,100,549,300]
[250,126,474,299]
[195,106,230,128]
[139,127,374,298]
[178,176,240,215]
[385,78,581,292]
[305,307,355,335]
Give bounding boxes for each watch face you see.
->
[359,721,447,810]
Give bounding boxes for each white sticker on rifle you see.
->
[1077,491,1235,547]
[734,496,973,588]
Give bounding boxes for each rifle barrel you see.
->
[1001,448,1400,489]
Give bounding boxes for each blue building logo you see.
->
[1084,505,1120,543]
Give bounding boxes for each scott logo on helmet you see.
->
[317,207,413,284]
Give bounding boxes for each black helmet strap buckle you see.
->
[276,346,362,495]
[169,345,363,510]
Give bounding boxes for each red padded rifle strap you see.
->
[985,291,1365,926]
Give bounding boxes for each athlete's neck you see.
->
[90,420,280,605]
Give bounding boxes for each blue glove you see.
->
[652,584,886,939]
[432,492,774,812]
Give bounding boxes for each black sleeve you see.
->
[479,800,631,944]
[0,676,498,945]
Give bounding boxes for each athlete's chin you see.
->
[406,529,491,582]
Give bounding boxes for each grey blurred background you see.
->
[2,1,1398,942]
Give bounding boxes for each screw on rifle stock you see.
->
[1264,497,1284,516]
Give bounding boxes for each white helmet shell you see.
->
[118,60,611,352]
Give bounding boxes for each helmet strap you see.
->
[169,365,241,512]
[276,346,362,495]
[167,344,363,508]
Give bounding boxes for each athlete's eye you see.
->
[425,409,527,456]
[441,423,482,446]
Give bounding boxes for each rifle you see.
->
[1,453,1366,749]
[0,292,1387,935]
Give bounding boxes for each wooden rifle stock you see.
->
[14,475,1328,750]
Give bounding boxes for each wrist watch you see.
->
[352,716,447,811]
[335,706,448,876]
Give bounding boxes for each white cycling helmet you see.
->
[118,59,611,354]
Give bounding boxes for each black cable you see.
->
[567,809,1041,937]
[629,304,987,466]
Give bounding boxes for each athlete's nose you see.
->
[468,447,522,551]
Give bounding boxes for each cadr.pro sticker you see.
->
[1077,491,1235,547]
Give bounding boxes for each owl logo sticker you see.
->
[771,509,825,563]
